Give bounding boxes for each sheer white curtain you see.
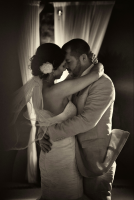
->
[53,1,115,81]
[18,0,40,183]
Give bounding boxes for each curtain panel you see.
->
[17,0,40,183]
[53,1,115,82]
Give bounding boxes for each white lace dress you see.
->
[10,76,89,200]
[39,101,84,200]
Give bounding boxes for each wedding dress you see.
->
[39,101,83,199]
[10,76,89,200]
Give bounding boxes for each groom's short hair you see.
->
[62,39,90,59]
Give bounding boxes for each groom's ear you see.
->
[80,54,88,64]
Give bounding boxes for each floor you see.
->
[1,180,133,200]
[2,187,134,200]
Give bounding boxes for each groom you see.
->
[39,39,122,200]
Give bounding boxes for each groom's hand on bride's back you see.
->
[39,134,52,153]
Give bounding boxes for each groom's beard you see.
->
[71,60,82,78]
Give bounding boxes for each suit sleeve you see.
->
[48,77,115,141]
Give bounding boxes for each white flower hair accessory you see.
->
[40,62,53,74]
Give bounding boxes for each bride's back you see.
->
[42,86,69,115]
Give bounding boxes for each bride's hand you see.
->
[90,63,104,78]
[90,51,98,64]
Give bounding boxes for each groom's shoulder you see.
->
[89,73,115,90]
[98,73,114,85]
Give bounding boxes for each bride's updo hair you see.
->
[31,43,65,79]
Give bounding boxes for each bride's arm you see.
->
[49,63,104,98]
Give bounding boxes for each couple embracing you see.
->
[12,39,129,200]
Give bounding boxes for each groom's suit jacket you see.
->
[48,73,129,177]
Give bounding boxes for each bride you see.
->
[11,43,104,200]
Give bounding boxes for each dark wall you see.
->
[98,1,133,180]
[0,2,26,194]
